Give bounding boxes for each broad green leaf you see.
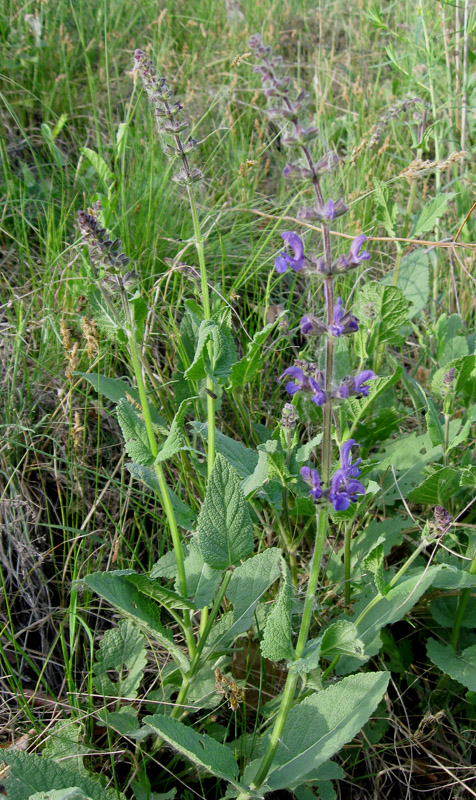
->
[29,791,91,800]
[1,751,123,800]
[155,400,192,463]
[431,564,476,590]
[132,785,176,800]
[92,619,147,699]
[381,249,429,318]
[377,430,441,470]
[364,544,386,595]
[320,621,366,661]
[144,715,239,784]
[229,319,280,388]
[353,283,409,355]
[338,565,443,673]
[42,722,88,776]
[117,398,154,466]
[411,193,453,238]
[126,462,196,530]
[190,422,258,479]
[87,288,125,343]
[425,400,445,446]
[326,518,407,586]
[430,594,476,628]
[97,706,143,737]
[150,550,178,579]
[448,405,476,450]
[408,467,460,504]
[76,372,165,427]
[81,146,115,187]
[83,571,189,672]
[261,559,294,662]
[241,446,269,497]
[204,549,282,654]
[196,454,254,569]
[437,314,468,365]
[427,640,476,691]
[182,540,222,608]
[185,320,237,381]
[266,672,390,790]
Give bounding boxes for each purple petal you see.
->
[300,466,312,482]
[324,199,335,220]
[300,315,314,335]
[331,494,351,511]
[275,253,289,273]
[285,382,300,395]
[349,234,370,264]
[353,370,377,391]
[279,366,306,383]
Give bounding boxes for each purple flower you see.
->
[300,466,323,500]
[300,314,326,336]
[352,370,377,396]
[298,198,348,223]
[275,231,305,274]
[328,439,365,511]
[329,298,359,337]
[349,235,370,265]
[279,365,326,406]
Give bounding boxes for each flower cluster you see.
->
[301,440,365,512]
[134,49,202,185]
[279,363,376,406]
[274,231,370,278]
[250,34,379,516]
[77,208,137,292]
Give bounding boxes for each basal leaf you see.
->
[196,454,254,569]
[92,619,147,699]
[83,571,189,672]
[144,715,239,784]
[427,639,476,692]
[266,672,390,790]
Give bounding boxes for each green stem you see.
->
[187,185,216,478]
[344,523,351,606]
[450,548,476,650]
[250,509,328,791]
[121,294,196,658]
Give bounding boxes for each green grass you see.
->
[1,0,476,797]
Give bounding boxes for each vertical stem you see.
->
[250,509,328,791]
[344,523,351,606]
[121,294,196,658]
[450,548,476,650]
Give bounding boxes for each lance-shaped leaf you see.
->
[116,399,154,466]
[93,619,147,699]
[144,715,239,784]
[185,320,237,381]
[261,558,294,662]
[364,543,387,595]
[266,672,390,790]
[196,454,254,569]
[155,400,193,464]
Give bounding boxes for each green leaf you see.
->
[338,565,443,673]
[29,791,92,800]
[155,400,192,463]
[143,715,239,784]
[229,319,280,388]
[127,573,196,611]
[266,672,390,790]
[92,619,147,698]
[320,621,366,661]
[190,422,258,478]
[126,462,196,530]
[182,540,222,608]
[411,193,453,238]
[408,467,460,504]
[116,398,154,466]
[353,283,409,354]
[76,372,165,427]
[381,249,429,319]
[224,548,282,640]
[425,397,445,446]
[448,405,476,450]
[430,594,476,629]
[83,571,189,672]
[196,454,254,569]
[261,559,294,662]
[81,146,115,187]
[42,722,89,776]
[364,544,387,595]
[427,639,476,691]
[346,369,401,425]
[185,320,237,381]
[431,564,476,590]
[97,706,143,737]
[1,751,123,800]
[87,288,125,343]
[373,178,396,237]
